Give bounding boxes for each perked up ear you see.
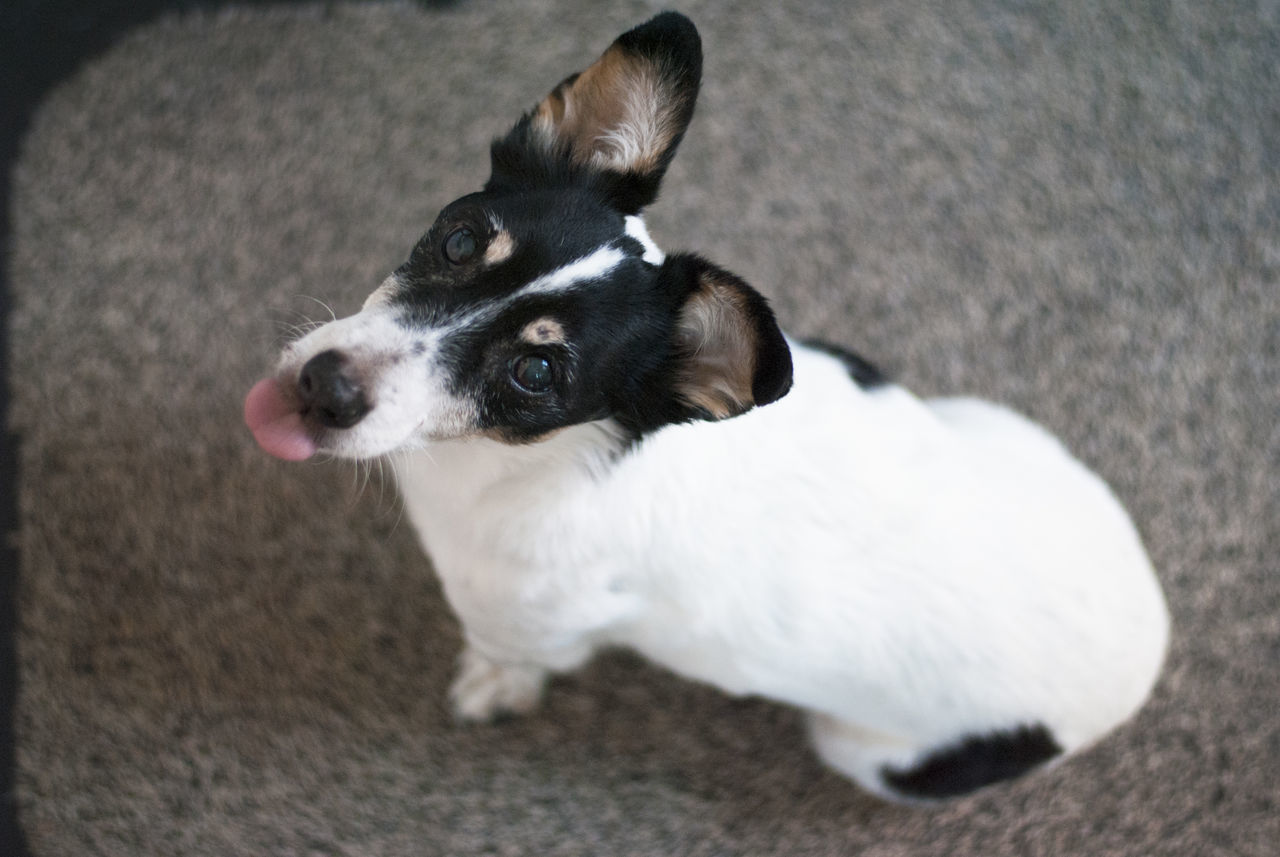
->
[491,12,702,211]
[533,11,701,178]
[663,254,794,421]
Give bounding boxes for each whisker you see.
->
[385,452,409,532]
[299,295,339,323]
[348,458,362,499]
[360,458,374,501]
[375,457,389,509]
[270,309,331,348]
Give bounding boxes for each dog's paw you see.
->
[449,648,548,723]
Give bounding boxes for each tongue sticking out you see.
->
[244,378,317,461]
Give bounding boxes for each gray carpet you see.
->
[9,1,1278,854]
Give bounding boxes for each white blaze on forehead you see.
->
[625,215,665,265]
[517,245,626,298]
[428,244,627,338]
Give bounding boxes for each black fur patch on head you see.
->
[425,255,678,443]
[487,133,662,216]
[373,15,797,445]
[391,186,629,328]
[881,723,1063,800]
[801,338,889,390]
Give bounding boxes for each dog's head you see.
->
[246,12,792,461]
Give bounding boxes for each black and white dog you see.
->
[245,12,1168,802]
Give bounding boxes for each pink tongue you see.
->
[244,378,317,461]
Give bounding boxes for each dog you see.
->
[244,12,1168,802]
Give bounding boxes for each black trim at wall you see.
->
[0,1,406,851]
[0,6,187,853]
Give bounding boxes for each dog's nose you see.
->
[297,350,370,429]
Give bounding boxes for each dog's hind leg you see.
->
[806,712,927,802]
[808,711,1064,802]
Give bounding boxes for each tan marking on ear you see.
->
[533,74,575,137]
[673,274,758,419]
[520,318,566,346]
[531,45,683,175]
[485,231,516,266]
[540,75,575,124]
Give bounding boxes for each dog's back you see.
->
[396,338,1166,800]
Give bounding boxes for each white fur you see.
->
[361,274,404,310]
[390,343,1168,796]
[517,245,625,297]
[625,215,665,265]
[277,307,477,457]
[276,238,1168,800]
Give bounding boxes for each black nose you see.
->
[297,350,370,429]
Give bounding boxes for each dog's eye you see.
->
[511,355,554,393]
[444,227,478,265]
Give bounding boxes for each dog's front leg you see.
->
[449,646,550,723]
[437,554,633,723]
[447,625,603,723]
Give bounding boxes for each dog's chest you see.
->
[392,436,647,650]
[396,455,775,692]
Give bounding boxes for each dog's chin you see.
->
[313,429,420,462]
[310,412,487,461]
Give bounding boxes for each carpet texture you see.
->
[9,0,1278,854]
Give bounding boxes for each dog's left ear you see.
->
[662,254,794,421]
[491,12,702,212]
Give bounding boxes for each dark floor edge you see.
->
[0,2,347,852]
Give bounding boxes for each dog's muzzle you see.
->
[297,349,370,429]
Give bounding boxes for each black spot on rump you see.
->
[881,723,1063,800]
[800,338,889,390]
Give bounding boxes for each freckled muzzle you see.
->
[247,304,485,461]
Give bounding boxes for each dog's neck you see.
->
[393,418,631,502]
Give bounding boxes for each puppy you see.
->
[245,12,1168,802]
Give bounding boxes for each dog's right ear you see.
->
[489,12,702,212]
[659,254,794,423]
